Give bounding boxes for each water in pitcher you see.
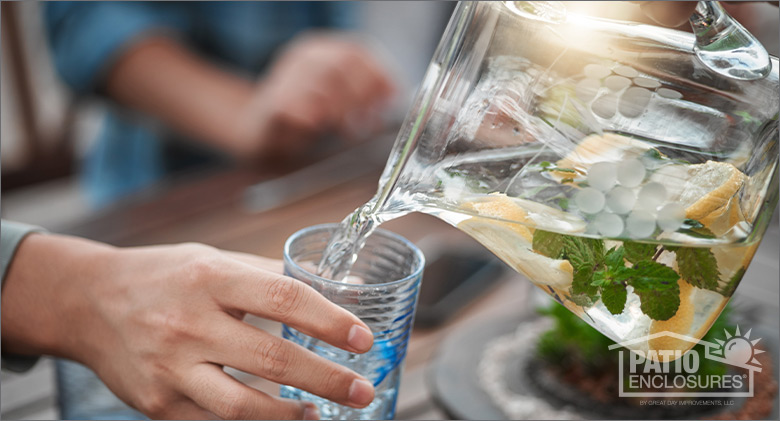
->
[316,2,778,357]
[317,47,776,356]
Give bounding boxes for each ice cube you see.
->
[575,187,606,214]
[617,158,646,187]
[657,203,686,232]
[606,185,636,214]
[587,162,617,191]
[626,210,657,238]
[594,212,624,237]
[637,182,667,210]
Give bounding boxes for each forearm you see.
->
[104,36,255,153]
[1,233,116,363]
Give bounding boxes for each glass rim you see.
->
[283,223,426,289]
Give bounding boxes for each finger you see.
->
[211,263,374,353]
[183,364,320,420]
[636,1,697,27]
[204,314,375,408]
[222,250,284,274]
[156,399,218,420]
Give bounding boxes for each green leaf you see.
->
[601,280,628,315]
[558,197,570,211]
[628,261,681,321]
[721,267,746,296]
[563,236,605,271]
[571,266,599,303]
[532,230,566,258]
[603,247,626,269]
[642,148,664,161]
[675,247,720,291]
[678,219,716,239]
[683,219,704,229]
[623,242,658,264]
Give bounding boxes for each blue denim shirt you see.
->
[45,1,357,207]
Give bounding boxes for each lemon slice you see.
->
[556,132,654,171]
[651,161,747,221]
[461,193,535,242]
[458,194,576,288]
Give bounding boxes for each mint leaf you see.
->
[603,247,625,269]
[675,247,720,291]
[571,266,598,304]
[563,236,605,271]
[601,280,628,315]
[678,220,716,239]
[683,219,704,229]
[533,230,566,258]
[590,247,631,314]
[721,267,746,296]
[558,197,569,211]
[623,242,658,264]
[628,261,681,321]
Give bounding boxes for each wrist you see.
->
[0,234,117,363]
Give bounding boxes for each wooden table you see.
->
[62,164,534,420]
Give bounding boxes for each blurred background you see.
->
[1,1,778,420]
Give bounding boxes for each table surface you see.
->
[61,157,780,420]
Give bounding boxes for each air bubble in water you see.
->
[637,182,667,210]
[575,187,606,214]
[657,203,686,232]
[626,210,656,238]
[587,162,617,191]
[617,158,646,187]
[594,212,624,237]
[606,185,636,214]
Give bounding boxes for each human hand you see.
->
[1,235,376,419]
[230,33,396,160]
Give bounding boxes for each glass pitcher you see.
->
[329,1,779,355]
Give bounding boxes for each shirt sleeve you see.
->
[44,1,187,94]
[1,220,47,373]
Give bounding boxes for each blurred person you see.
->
[44,1,395,207]
[1,220,377,420]
[42,1,393,419]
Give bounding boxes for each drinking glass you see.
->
[280,224,424,420]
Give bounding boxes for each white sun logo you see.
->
[708,326,764,367]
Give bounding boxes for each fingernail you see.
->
[348,379,374,407]
[347,324,373,352]
[303,404,320,420]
